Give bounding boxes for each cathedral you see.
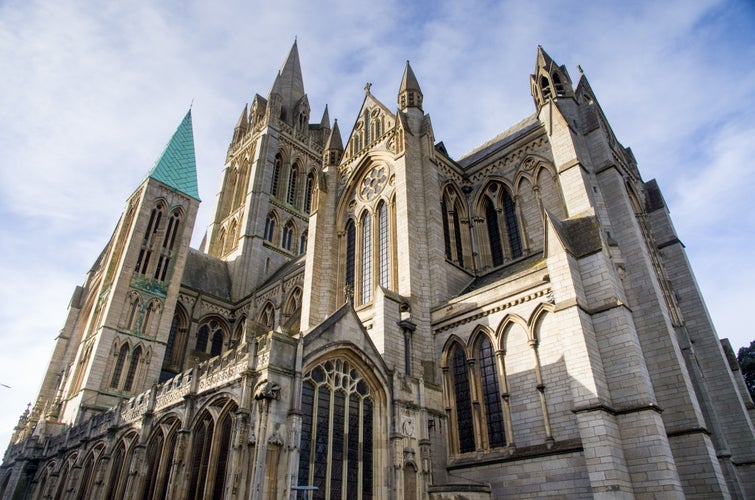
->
[1,42,754,499]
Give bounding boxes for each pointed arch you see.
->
[344,218,356,305]
[472,330,506,448]
[287,161,299,206]
[163,302,189,376]
[110,342,130,389]
[282,219,296,252]
[231,315,247,347]
[136,201,167,276]
[270,152,283,197]
[141,299,162,338]
[155,208,182,281]
[299,230,308,255]
[360,209,373,304]
[259,301,275,330]
[196,317,228,356]
[297,355,382,499]
[517,175,543,252]
[441,183,471,268]
[304,170,315,213]
[376,200,391,289]
[123,345,142,392]
[264,211,278,243]
[121,291,141,331]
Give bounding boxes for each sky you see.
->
[1,0,754,448]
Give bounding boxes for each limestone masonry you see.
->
[2,43,753,499]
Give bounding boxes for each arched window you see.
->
[377,201,390,289]
[155,210,181,281]
[53,460,71,500]
[264,213,276,243]
[442,197,452,260]
[196,325,209,352]
[142,429,164,500]
[188,413,214,500]
[503,190,522,259]
[110,343,129,389]
[452,346,475,453]
[259,302,275,329]
[299,231,308,255]
[105,442,127,500]
[287,164,298,206]
[271,154,282,197]
[196,319,226,355]
[282,221,295,252]
[210,332,224,357]
[136,204,164,275]
[141,300,160,337]
[211,412,233,498]
[123,346,142,392]
[361,211,372,304]
[345,220,356,304]
[304,172,315,213]
[76,446,101,500]
[298,359,374,498]
[125,293,140,331]
[540,75,552,99]
[485,196,503,267]
[163,306,188,375]
[478,336,505,448]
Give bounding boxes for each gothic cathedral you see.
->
[2,43,754,499]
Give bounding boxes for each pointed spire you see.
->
[148,110,200,201]
[269,40,306,111]
[325,119,343,151]
[320,104,330,129]
[324,119,344,167]
[232,104,248,143]
[398,60,423,111]
[530,45,574,111]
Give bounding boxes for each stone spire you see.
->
[324,119,344,166]
[320,104,330,128]
[232,104,248,144]
[269,40,306,117]
[398,60,423,111]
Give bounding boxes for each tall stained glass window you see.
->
[478,336,505,447]
[453,347,475,453]
[361,212,372,304]
[298,359,374,499]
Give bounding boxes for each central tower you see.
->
[204,41,331,301]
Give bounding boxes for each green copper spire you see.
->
[148,110,200,201]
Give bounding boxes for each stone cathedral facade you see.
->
[2,43,754,499]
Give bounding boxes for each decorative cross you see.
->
[364,82,372,94]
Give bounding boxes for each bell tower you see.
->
[38,111,200,425]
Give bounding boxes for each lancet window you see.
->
[187,403,236,500]
[271,153,282,197]
[298,359,374,499]
[478,183,523,269]
[162,304,189,377]
[441,185,469,267]
[195,318,226,357]
[304,171,315,213]
[154,209,181,281]
[264,212,277,243]
[287,163,299,206]
[136,203,165,275]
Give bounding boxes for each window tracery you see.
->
[298,359,374,499]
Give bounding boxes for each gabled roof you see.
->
[148,110,200,201]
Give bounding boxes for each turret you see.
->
[398,60,423,112]
[530,45,574,111]
[323,119,343,167]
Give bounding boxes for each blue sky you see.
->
[1,0,754,446]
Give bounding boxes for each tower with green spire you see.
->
[34,111,201,425]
